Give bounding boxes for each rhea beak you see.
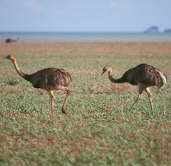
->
[101,66,107,76]
[101,71,105,76]
[101,69,107,76]
[5,55,11,59]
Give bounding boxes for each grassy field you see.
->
[0,42,171,166]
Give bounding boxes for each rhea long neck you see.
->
[107,69,126,83]
[11,59,27,79]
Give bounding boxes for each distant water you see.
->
[0,32,171,42]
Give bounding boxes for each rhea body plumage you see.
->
[6,55,72,115]
[101,64,167,111]
[5,38,18,43]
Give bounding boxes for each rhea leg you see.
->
[61,88,72,114]
[145,88,154,111]
[130,84,144,110]
[47,90,55,115]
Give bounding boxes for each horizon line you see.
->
[0,30,166,33]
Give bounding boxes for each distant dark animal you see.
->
[5,38,18,43]
[101,64,167,111]
[6,55,72,115]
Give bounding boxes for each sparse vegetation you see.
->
[0,42,171,166]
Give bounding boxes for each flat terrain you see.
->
[0,42,171,166]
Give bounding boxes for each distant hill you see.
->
[164,28,171,33]
[144,26,160,33]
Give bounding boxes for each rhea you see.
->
[5,38,18,43]
[6,55,72,115]
[101,64,167,111]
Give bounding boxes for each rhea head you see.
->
[6,55,16,61]
[101,66,112,75]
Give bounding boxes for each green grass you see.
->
[0,42,171,166]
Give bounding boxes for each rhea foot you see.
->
[61,107,67,114]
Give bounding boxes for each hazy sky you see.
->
[1,0,171,32]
